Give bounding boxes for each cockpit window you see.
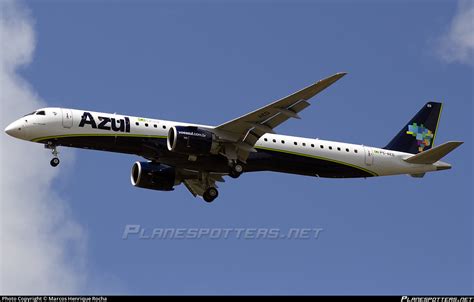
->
[36,111,46,115]
[23,111,36,117]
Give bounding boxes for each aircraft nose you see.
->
[4,120,24,138]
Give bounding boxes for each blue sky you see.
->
[2,0,472,295]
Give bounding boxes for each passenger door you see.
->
[364,146,374,166]
[62,108,73,128]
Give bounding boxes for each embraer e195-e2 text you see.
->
[4,73,463,202]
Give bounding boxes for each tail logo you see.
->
[406,123,433,152]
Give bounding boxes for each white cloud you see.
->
[0,0,87,294]
[437,0,474,66]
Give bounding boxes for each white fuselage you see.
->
[4,107,450,177]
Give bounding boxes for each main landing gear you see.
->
[203,187,219,203]
[45,143,60,167]
[228,161,243,179]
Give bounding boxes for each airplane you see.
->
[4,73,463,203]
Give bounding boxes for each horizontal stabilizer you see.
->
[404,141,463,164]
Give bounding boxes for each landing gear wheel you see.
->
[50,157,60,167]
[229,169,242,179]
[203,187,219,203]
[233,164,243,173]
[229,162,243,179]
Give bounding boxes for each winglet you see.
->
[403,141,463,164]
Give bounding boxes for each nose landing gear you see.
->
[50,157,60,167]
[45,143,60,167]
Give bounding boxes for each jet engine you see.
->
[130,161,178,191]
[167,126,217,155]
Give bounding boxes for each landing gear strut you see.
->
[45,143,60,167]
[203,187,218,203]
[229,161,243,179]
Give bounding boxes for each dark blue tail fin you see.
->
[384,102,443,154]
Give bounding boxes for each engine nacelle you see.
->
[167,126,215,155]
[130,161,177,191]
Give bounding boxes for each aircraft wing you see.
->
[215,72,347,162]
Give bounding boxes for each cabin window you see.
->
[135,122,139,126]
[145,123,149,127]
[320,145,324,149]
[354,150,358,153]
[294,142,297,145]
[346,148,349,152]
[264,138,268,142]
[281,140,285,144]
[36,111,46,115]
[272,139,276,143]
[311,144,314,148]
[162,125,167,129]
[302,143,306,147]
[337,147,341,151]
[329,146,332,150]
[154,124,157,128]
